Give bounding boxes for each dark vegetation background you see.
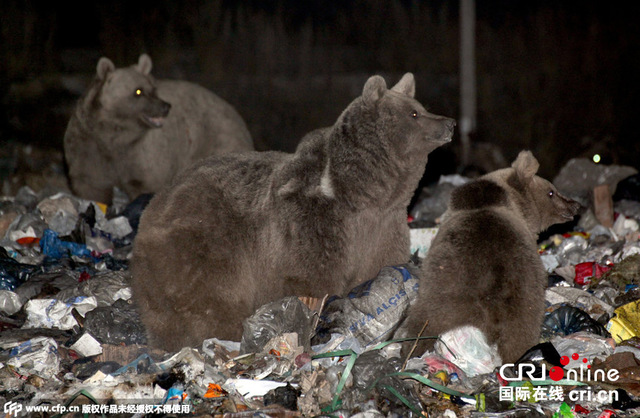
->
[1,0,639,192]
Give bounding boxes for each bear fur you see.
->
[399,151,581,363]
[131,73,456,351]
[63,54,253,203]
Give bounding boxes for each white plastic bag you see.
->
[435,325,502,377]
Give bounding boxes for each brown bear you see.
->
[399,151,581,363]
[63,54,253,203]
[131,73,456,351]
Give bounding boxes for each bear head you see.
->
[326,73,455,205]
[88,54,171,131]
[359,73,455,160]
[497,150,581,234]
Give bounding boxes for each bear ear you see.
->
[511,150,540,183]
[96,57,115,81]
[362,75,387,107]
[391,73,416,98]
[136,54,153,75]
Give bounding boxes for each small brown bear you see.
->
[131,73,456,351]
[64,54,253,203]
[400,151,581,363]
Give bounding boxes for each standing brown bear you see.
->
[400,151,581,363]
[131,73,455,351]
[64,54,253,203]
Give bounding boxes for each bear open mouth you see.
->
[141,114,166,128]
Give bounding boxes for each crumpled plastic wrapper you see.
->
[2,336,60,379]
[545,286,615,319]
[36,193,80,236]
[55,270,132,308]
[241,296,314,355]
[607,300,640,344]
[0,289,24,315]
[99,216,133,239]
[23,296,98,330]
[551,331,615,369]
[555,235,590,266]
[435,325,502,377]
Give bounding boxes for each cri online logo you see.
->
[499,352,620,382]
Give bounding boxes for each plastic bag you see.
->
[551,332,614,369]
[542,305,609,340]
[40,229,92,259]
[240,296,314,354]
[83,299,147,345]
[0,290,24,315]
[0,247,42,291]
[315,258,420,349]
[54,270,132,308]
[2,336,60,379]
[36,193,80,236]
[554,235,589,266]
[23,296,97,330]
[545,287,614,320]
[5,211,48,242]
[435,325,502,377]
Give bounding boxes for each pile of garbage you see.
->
[1,158,640,417]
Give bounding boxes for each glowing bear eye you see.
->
[135,88,143,96]
[411,110,419,118]
[548,190,554,198]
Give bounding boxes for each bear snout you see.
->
[560,194,582,219]
[150,99,171,118]
[429,117,456,143]
[444,118,456,133]
[140,99,171,128]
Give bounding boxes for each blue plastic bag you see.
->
[40,229,92,259]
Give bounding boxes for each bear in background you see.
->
[63,54,253,203]
[131,73,456,351]
[400,151,581,363]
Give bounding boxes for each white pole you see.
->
[460,0,476,168]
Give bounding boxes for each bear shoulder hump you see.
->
[449,179,508,210]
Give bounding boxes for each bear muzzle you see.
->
[443,118,456,138]
[428,117,456,143]
[559,194,582,220]
[140,100,171,128]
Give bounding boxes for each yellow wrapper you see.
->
[606,301,640,343]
